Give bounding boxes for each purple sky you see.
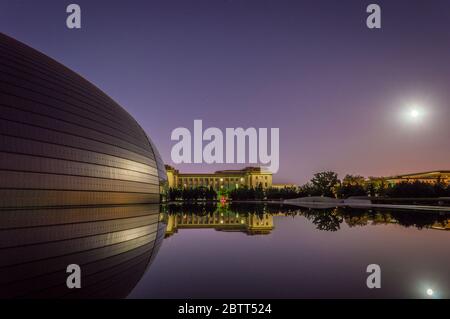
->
[1,0,449,184]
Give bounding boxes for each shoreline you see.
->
[283,201,450,212]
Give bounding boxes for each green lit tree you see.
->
[310,171,339,197]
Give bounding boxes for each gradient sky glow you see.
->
[1,0,449,184]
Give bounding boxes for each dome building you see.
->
[0,33,166,207]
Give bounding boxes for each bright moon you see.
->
[410,109,419,118]
[403,105,427,124]
[426,288,434,296]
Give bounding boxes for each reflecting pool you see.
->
[1,203,448,298]
[130,203,449,299]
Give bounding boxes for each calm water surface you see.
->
[129,204,450,299]
[1,203,448,298]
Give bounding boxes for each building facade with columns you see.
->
[165,165,273,190]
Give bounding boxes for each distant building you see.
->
[385,170,450,185]
[165,165,273,190]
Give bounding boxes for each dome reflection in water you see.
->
[0,204,166,298]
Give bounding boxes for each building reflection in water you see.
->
[1,202,448,298]
[163,203,449,238]
[165,211,274,236]
[0,204,166,299]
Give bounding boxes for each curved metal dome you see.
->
[0,33,166,207]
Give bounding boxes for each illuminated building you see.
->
[165,165,273,190]
[164,211,274,236]
[431,220,450,231]
[0,33,166,207]
[384,171,450,185]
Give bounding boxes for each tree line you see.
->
[167,186,217,202]
[166,171,450,201]
[164,203,448,231]
[303,171,450,199]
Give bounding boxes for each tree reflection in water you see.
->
[165,203,449,233]
[302,209,344,232]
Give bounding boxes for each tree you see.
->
[305,209,343,232]
[342,174,365,186]
[434,176,447,197]
[386,181,436,198]
[310,171,339,197]
[266,187,281,200]
[336,174,367,198]
[255,183,264,200]
[376,179,387,197]
[298,182,320,197]
[206,186,217,201]
[280,187,300,199]
[336,184,367,199]
[365,181,376,197]
[168,187,182,201]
